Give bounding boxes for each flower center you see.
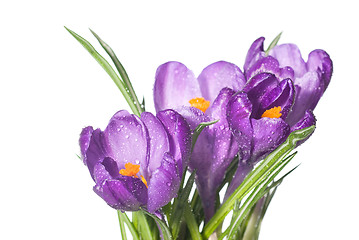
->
[189,97,210,113]
[261,106,282,118]
[119,162,148,188]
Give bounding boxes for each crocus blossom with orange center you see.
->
[79,109,191,212]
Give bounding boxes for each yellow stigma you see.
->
[141,175,148,188]
[261,106,282,118]
[189,97,210,113]
[119,163,148,188]
[119,163,140,178]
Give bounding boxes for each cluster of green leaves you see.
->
[67,29,312,240]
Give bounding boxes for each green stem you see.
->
[117,211,128,240]
[184,202,202,240]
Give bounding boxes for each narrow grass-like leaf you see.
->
[135,211,154,240]
[162,202,172,222]
[65,27,141,117]
[265,32,282,55]
[227,152,297,239]
[219,156,239,190]
[117,211,128,240]
[171,170,196,239]
[184,202,202,240]
[89,29,143,114]
[244,165,299,240]
[141,96,145,112]
[118,211,140,240]
[202,125,315,239]
[192,120,219,152]
[191,190,204,224]
[142,210,173,240]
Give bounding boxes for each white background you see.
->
[1,0,358,239]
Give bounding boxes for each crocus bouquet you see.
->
[68,28,332,240]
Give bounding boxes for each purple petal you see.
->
[147,153,180,212]
[227,91,253,163]
[83,128,107,179]
[307,49,333,91]
[279,66,295,81]
[286,71,322,126]
[94,176,148,211]
[104,110,149,178]
[290,110,316,147]
[141,112,170,174]
[93,158,118,185]
[243,73,279,117]
[197,61,246,103]
[154,61,201,112]
[260,78,295,120]
[245,56,281,81]
[175,106,210,130]
[251,117,290,163]
[205,88,239,183]
[244,37,265,73]
[157,109,192,175]
[190,88,239,221]
[291,110,316,132]
[79,126,94,162]
[269,44,307,78]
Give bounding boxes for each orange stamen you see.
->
[119,163,148,188]
[189,97,210,113]
[141,175,148,188]
[119,163,140,178]
[261,106,282,118]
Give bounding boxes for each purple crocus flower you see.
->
[79,109,191,213]
[154,61,245,221]
[225,37,332,196]
[244,37,333,125]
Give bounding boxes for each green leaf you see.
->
[142,210,173,240]
[226,152,297,239]
[170,170,196,239]
[191,120,219,152]
[117,211,128,240]
[64,27,141,117]
[265,32,282,55]
[118,211,139,240]
[202,125,315,239]
[183,202,202,240]
[134,211,154,240]
[89,29,143,114]
[141,96,145,112]
[162,201,172,222]
[219,156,239,190]
[191,190,204,224]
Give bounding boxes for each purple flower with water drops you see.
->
[244,37,333,125]
[225,37,332,196]
[79,109,191,213]
[154,61,245,221]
